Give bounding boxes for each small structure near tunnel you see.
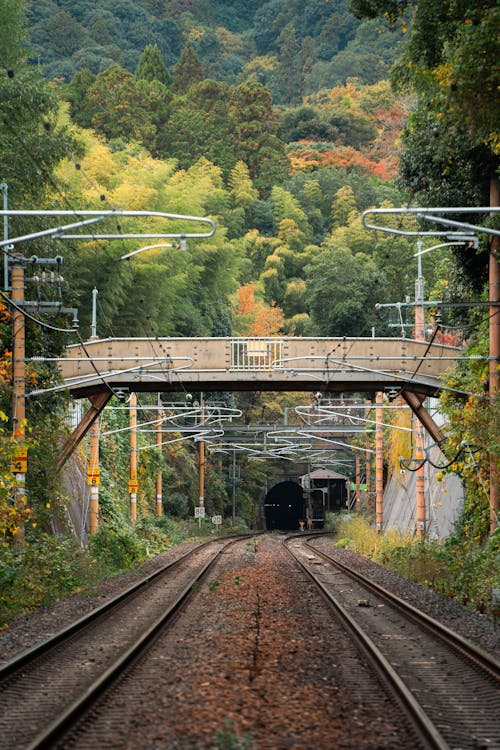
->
[300,469,348,527]
[263,470,349,531]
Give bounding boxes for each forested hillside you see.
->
[26,0,407,97]
[0,0,498,621]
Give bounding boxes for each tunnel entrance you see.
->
[264,481,304,531]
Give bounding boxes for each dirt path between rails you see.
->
[65,535,418,749]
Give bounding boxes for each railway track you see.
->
[285,535,500,750]
[0,535,255,750]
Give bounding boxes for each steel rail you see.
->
[283,535,451,750]
[283,537,451,750]
[2,534,258,750]
[0,539,217,679]
[304,540,500,680]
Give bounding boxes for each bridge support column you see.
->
[401,392,445,445]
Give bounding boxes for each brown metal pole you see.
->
[415,278,426,538]
[365,455,372,514]
[375,391,384,532]
[129,393,137,524]
[155,407,163,517]
[11,261,26,542]
[355,454,361,512]
[199,399,205,516]
[88,420,100,535]
[490,176,500,533]
[401,391,445,445]
[415,418,426,538]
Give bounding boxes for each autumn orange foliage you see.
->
[233,283,284,336]
[287,143,398,180]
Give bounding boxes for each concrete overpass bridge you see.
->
[55,336,464,468]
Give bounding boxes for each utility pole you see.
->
[88,420,100,534]
[414,243,426,538]
[129,393,138,524]
[232,449,236,527]
[355,454,361,512]
[155,402,163,517]
[11,258,27,542]
[490,176,500,533]
[1,183,8,290]
[87,302,100,535]
[198,397,205,518]
[375,391,384,532]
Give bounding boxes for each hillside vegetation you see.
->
[27,0,407,96]
[0,0,498,623]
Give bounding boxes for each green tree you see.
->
[171,42,205,94]
[0,6,73,208]
[1,0,25,67]
[228,161,258,208]
[136,43,170,86]
[47,10,87,57]
[86,65,157,148]
[306,245,384,336]
[332,186,357,227]
[66,68,96,129]
[230,81,288,195]
[276,23,303,105]
[159,81,236,175]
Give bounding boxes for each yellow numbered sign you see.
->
[11,449,27,474]
[128,480,139,493]
[87,468,101,486]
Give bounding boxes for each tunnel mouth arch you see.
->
[264,481,304,531]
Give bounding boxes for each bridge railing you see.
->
[231,338,283,370]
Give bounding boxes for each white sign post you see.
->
[194,505,205,529]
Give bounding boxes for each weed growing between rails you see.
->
[331,515,500,617]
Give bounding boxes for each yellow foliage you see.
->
[110,182,157,210]
[385,402,412,477]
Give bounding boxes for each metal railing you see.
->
[231,338,283,370]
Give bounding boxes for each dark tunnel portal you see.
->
[264,481,304,531]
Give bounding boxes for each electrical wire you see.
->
[0,288,78,334]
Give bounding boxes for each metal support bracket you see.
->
[57,390,112,471]
[401,391,445,445]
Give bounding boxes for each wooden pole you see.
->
[375,391,384,532]
[490,176,500,533]
[88,419,100,535]
[355,454,361,512]
[129,393,137,524]
[11,261,26,542]
[155,407,163,517]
